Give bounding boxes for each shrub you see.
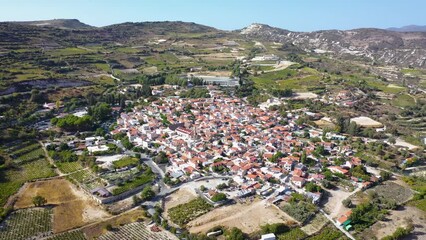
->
[211,193,227,202]
[261,223,289,235]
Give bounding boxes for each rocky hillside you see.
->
[10,19,94,29]
[240,23,426,68]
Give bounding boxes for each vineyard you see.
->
[46,230,86,240]
[56,161,83,174]
[0,141,57,206]
[168,198,213,226]
[98,222,176,240]
[67,169,96,182]
[0,208,53,240]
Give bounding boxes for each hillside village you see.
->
[0,14,426,240]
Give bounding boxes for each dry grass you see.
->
[14,178,110,233]
[187,199,297,234]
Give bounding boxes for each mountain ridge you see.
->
[387,25,426,32]
[1,19,425,68]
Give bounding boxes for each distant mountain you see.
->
[10,19,94,30]
[240,23,426,68]
[387,25,426,32]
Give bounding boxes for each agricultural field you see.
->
[13,178,109,233]
[277,227,307,240]
[300,214,328,235]
[168,197,213,226]
[112,156,139,169]
[56,161,83,174]
[0,207,53,240]
[307,225,348,240]
[46,230,86,240]
[0,141,56,206]
[67,169,97,183]
[391,94,416,108]
[365,181,413,204]
[98,222,177,240]
[110,169,154,196]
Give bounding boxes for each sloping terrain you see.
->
[240,23,426,68]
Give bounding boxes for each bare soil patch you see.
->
[187,199,297,234]
[323,187,356,218]
[14,178,109,233]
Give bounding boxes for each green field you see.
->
[47,47,90,56]
[0,142,56,206]
[112,157,139,169]
[392,94,415,108]
[252,67,323,91]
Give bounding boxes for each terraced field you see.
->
[396,116,426,134]
[0,208,53,240]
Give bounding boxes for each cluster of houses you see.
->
[110,90,381,205]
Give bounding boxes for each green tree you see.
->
[32,195,47,207]
[211,193,227,202]
[260,223,289,235]
[305,182,322,192]
[342,199,352,208]
[91,102,112,121]
[225,227,245,240]
[301,151,307,164]
[141,186,155,201]
[380,171,392,181]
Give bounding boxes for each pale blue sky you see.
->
[0,0,424,31]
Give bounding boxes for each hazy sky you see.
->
[0,0,425,31]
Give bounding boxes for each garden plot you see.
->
[0,208,53,240]
[101,168,140,183]
[98,222,177,240]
